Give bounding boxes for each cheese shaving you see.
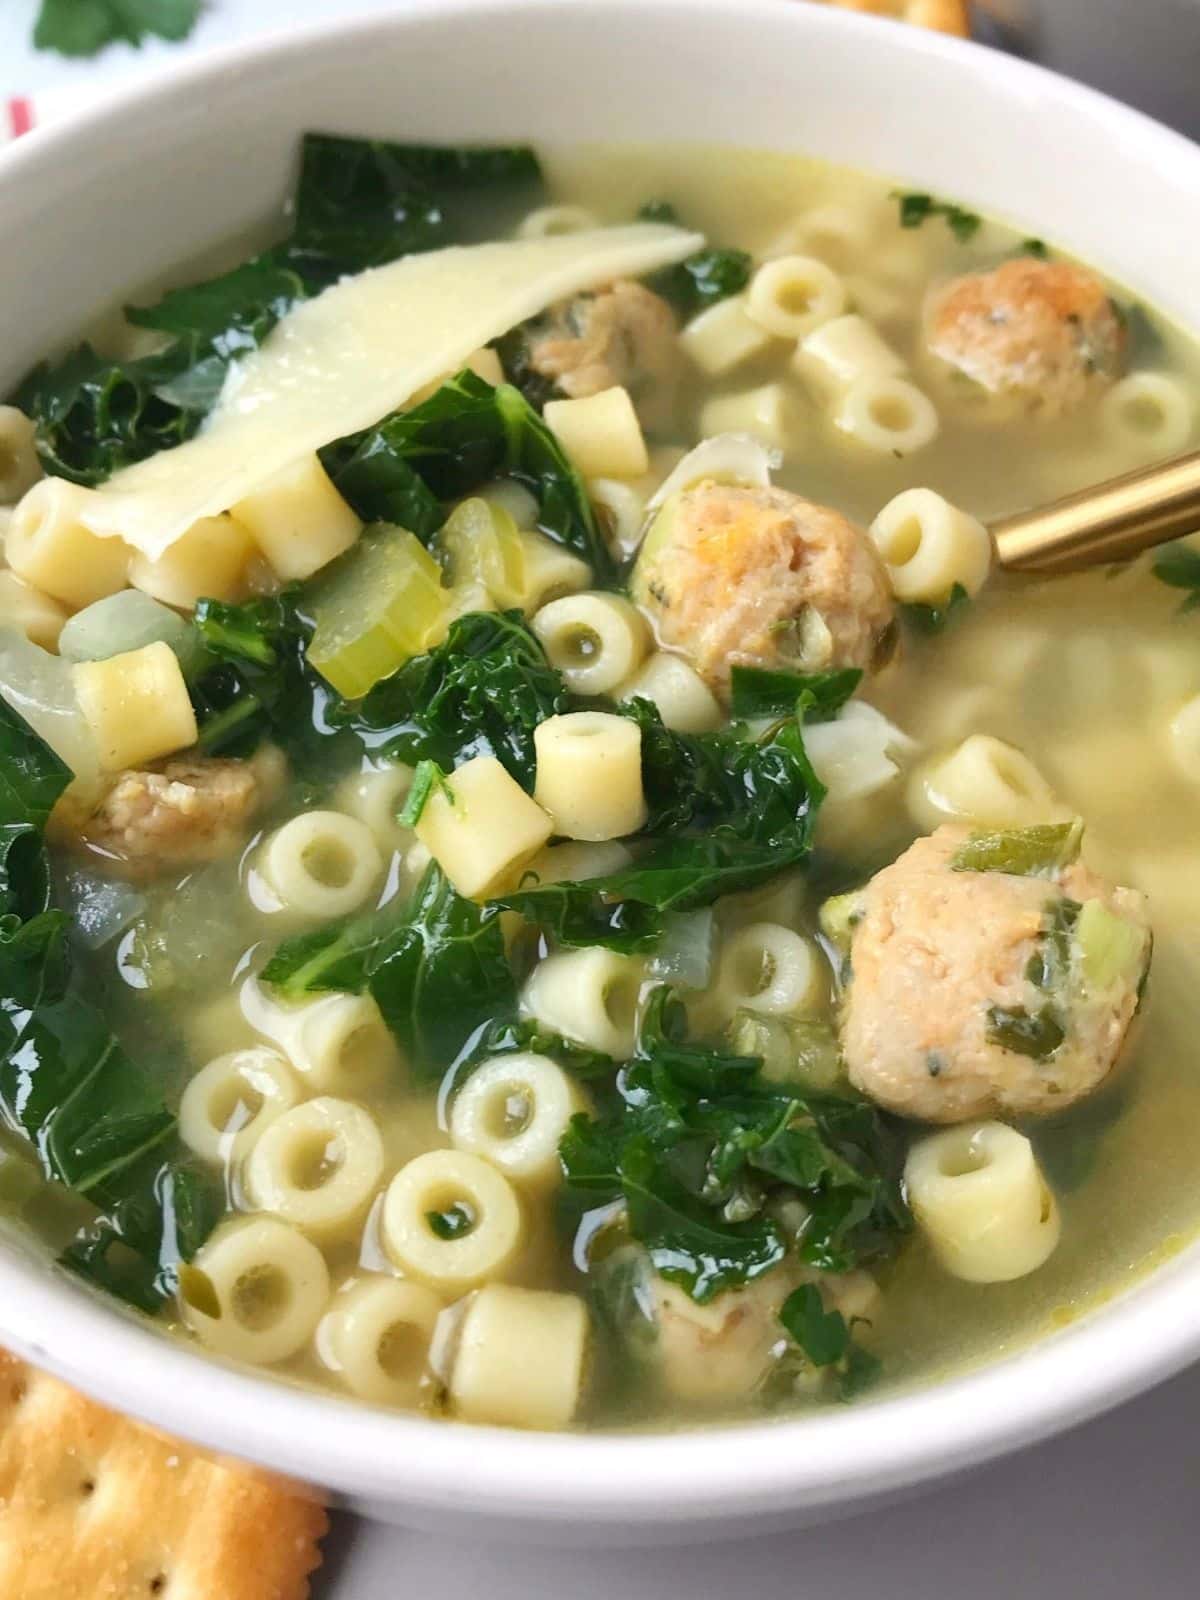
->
[76,224,703,558]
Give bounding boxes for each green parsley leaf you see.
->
[34,0,202,58]
[893,191,982,242]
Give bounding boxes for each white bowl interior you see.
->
[1,0,1198,1539]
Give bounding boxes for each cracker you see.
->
[813,0,970,35]
[0,1349,328,1600]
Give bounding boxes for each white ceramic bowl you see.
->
[1,0,1199,1544]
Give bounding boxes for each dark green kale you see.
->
[560,987,909,1303]
[893,191,982,242]
[1153,541,1200,612]
[288,136,543,283]
[346,609,570,790]
[496,702,826,951]
[728,665,862,722]
[322,370,610,576]
[649,249,752,318]
[261,862,516,1081]
[779,1283,881,1400]
[189,591,366,777]
[0,695,218,1311]
[34,0,200,57]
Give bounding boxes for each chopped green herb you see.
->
[950,820,1083,878]
[1021,237,1050,260]
[901,583,970,636]
[893,191,982,242]
[779,1283,881,1401]
[729,665,862,722]
[985,1003,1066,1059]
[398,760,453,829]
[1153,542,1200,612]
[637,200,680,224]
[425,1203,475,1240]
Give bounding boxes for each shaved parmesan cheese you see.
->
[76,224,703,559]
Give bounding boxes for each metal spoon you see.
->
[991,448,1200,572]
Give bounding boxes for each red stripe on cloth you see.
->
[9,98,34,138]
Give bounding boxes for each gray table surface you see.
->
[4,3,1199,1592]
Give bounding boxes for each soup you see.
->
[0,138,1197,1431]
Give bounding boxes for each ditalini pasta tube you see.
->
[533,712,647,840]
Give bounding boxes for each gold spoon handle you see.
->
[990,447,1200,573]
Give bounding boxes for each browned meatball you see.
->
[73,752,278,879]
[631,482,895,698]
[924,258,1126,418]
[833,824,1151,1124]
[524,280,680,427]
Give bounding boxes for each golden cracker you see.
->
[0,1349,328,1600]
[811,0,970,36]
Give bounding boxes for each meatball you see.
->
[835,824,1151,1124]
[73,752,275,880]
[923,258,1125,418]
[522,280,680,427]
[631,482,895,698]
[596,1245,879,1405]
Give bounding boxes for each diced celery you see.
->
[951,819,1083,878]
[439,497,526,608]
[817,890,865,957]
[788,1020,844,1092]
[307,525,449,698]
[1076,897,1150,991]
[630,492,681,603]
[730,1011,794,1081]
[649,908,715,989]
[58,590,208,680]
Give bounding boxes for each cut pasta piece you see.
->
[323,1277,444,1406]
[382,1149,524,1293]
[534,712,647,841]
[870,487,992,603]
[414,754,553,899]
[333,761,415,854]
[181,1216,330,1364]
[128,513,253,609]
[521,946,644,1058]
[679,295,774,375]
[905,1122,1061,1283]
[794,313,906,400]
[0,571,68,652]
[712,922,822,1020]
[477,478,540,529]
[449,1285,589,1429]
[534,710,649,838]
[698,383,803,452]
[1101,371,1195,457]
[231,454,362,581]
[1167,694,1200,784]
[245,1096,385,1240]
[617,650,723,733]
[0,405,40,504]
[588,476,648,558]
[911,734,1068,830]
[517,205,600,238]
[255,810,384,919]
[239,979,401,1095]
[768,201,878,272]
[7,477,130,608]
[543,387,649,479]
[178,1047,299,1165]
[72,640,198,771]
[531,592,649,696]
[450,1053,588,1189]
[834,375,940,455]
[746,255,847,339]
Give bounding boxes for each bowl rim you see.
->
[1,0,1199,1525]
